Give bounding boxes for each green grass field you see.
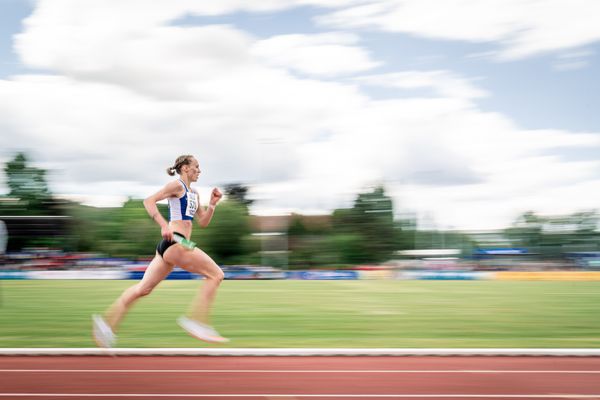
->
[1,280,599,348]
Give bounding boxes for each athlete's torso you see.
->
[168,179,198,239]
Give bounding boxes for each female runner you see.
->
[92,154,227,347]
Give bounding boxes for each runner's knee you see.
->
[207,267,224,283]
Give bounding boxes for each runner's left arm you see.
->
[195,187,223,228]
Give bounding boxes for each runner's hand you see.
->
[161,226,174,241]
[210,188,223,206]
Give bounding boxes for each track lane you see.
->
[0,357,599,399]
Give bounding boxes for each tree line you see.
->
[1,153,599,266]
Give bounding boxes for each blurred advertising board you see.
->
[286,270,359,280]
[495,271,600,281]
[398,271,493,280]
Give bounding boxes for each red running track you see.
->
[1,356,600,399]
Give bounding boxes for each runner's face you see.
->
[187,159,201,182]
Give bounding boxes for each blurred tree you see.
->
[328,233,367,265]
[505,211,544,252]
[288,214,309,237]
[286,187,421,267]
[504,210,600,258]
[193,200,252,264]
[287,214,338,268]
[332,185,396,263]
[571,210,599,233]
[394,216,417,251]
[0,153,71,250]
[63,196,254,261]
[2,152,53,215]
[223,183,254,207]
[63,199,167,257]
[112,198,162,258]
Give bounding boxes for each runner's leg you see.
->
[105,253,174,331]
[163,246,224,325]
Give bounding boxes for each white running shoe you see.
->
[177,316,230,343]
[92,314,116,348]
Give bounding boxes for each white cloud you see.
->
[18,0,600,66]
[315,0,600,60]
[251,33,381,77]
[2,0,600,231]
[355,71,488,99]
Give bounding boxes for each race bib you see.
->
[185,192,198,217]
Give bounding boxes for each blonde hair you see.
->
[166,155,194,176]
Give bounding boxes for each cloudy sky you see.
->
[1,0,600,230]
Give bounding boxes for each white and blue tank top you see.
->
[168,179,198,221]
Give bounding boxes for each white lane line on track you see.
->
[2,369,600,374]
[2,394,600,398]
[3,348,600,356]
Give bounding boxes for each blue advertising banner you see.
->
[127,268,199,280]
[399,271,492,280]
[286,270,360,280]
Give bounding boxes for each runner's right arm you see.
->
[143,180,183,240]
